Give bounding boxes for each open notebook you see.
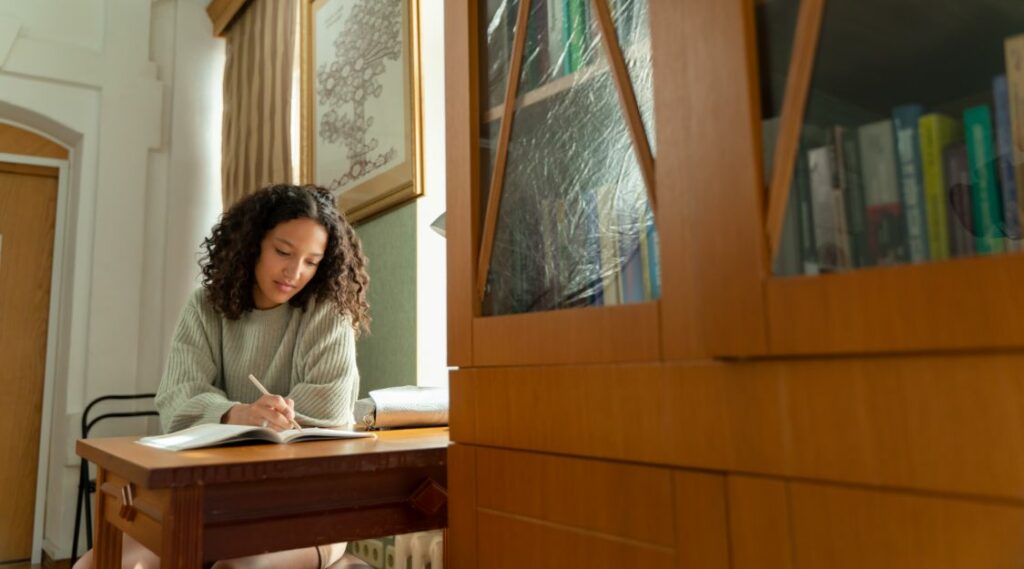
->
[137,423,373,451]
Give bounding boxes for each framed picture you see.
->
[300,0,423,223]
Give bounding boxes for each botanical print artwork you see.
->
[316,0,403,193]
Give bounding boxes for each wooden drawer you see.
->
[475,447,674,547]
[450,446,732,569]
[472,449,677,566]
[728,475,1024,569]
[454,354,1024,500]
[789,482,1024,569]
[98,470,170,556]
[477,509,673,569]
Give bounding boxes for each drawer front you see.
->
[477,510,673,569]
[789,482,1024,569]
[99,471,169,556]
[476,447,674,547]
[728,475,1024,569]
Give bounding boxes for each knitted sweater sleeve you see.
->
[287,304,360,428]
[155,290,235,433]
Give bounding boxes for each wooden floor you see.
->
[1,563,39,569]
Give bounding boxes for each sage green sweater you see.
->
[155,288,359,434]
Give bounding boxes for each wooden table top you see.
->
[77,427,449,489]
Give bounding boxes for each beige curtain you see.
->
[221,0,296,208]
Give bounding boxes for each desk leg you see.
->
[93,468,123,569]
[161,485,204,569]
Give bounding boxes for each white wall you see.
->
[0,0,223,560]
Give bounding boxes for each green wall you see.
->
[353,201,417,398]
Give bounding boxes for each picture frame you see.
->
[300,0,423,223]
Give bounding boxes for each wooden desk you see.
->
[76,428,449,568]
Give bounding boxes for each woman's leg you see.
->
[71,534,161,569]
[74,536,346,569]
[210,546,319,569]
[211,542,347,569]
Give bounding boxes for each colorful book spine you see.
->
[892,104,929,262]
[858,120,908,265]
[1005,35,1024,250]
[836,125,870,268]
[993,74,1022,249]
[565,0,588,73]
[917,113,959,261]
[964,105,1005,254]
[943,143,975,257]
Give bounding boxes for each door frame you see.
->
[0,151,69,564]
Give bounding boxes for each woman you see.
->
[75,184,370,569]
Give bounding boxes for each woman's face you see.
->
[252,217,329,309]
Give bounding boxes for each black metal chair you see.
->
[70,393,159,566]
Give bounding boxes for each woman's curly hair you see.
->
[199,184,370,335]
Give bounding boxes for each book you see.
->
[893,104,929,262]
[565,0,588,73]
[918,113,960,260]
[1005,35,1024,249]
[835,125,870,268]
[944,142,975,257]
[521,0,548,91]
[795,124,828,274]
[618,200,647,303]
[858,120,908,265]
[808,145,851,271]
[964,105,1006,254]
[547,0,567,78]
[137,423,372,452]
[993,74,1022,249]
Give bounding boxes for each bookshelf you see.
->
[759,0,1024,354]
[447,0,1024,567]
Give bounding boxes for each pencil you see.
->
[247,374,303,430]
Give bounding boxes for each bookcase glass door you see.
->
[763,0,1024,277]
[478,0,659,317]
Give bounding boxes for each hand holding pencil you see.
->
[248,374,303,430]
[218,375,303,431]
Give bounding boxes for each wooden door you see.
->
[0,162,58,562]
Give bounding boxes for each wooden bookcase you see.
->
[445,0,1024,567]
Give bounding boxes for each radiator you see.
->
[350,531,443,569]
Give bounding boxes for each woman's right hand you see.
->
[222,394,297,431]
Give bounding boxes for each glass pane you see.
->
[763,0,1024,276]
[478,0,659,316]
[756,0,805,276]
[610,0,655,149]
